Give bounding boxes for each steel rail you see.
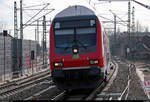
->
[0,69,51,98]
[0,68,49,90]
[52,61,117,101]
[85,61,117,100]
[1,74,51,99]
[51,91,66,100]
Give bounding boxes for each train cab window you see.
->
[55,29,74,35]
[76,27,96,34]
[53,17,97,55]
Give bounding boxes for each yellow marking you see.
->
[32,95,40,99]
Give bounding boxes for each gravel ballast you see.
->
[104,58,148,100]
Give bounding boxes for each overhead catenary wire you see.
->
[109,9,128,26]
[86,0,115,22]
[23,9,55,29]
[22,3,50,9]
[23,9,54,10]
[24,3,50,27]
[87,0,128,28]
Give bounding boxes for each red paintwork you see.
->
[50,17,104,71]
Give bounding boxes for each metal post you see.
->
[32,59,33,75]
[43,18,44,68]
[132,6,135,62]
[132,6,135,34]
[20,0,23,39]
[3,30,7,81]
[37,20,40,71]
[35,29,37,72]
[43,16,47,68]
[29,40,31,74]
[127,1,131,59]
[37,20,39,52]
[4,34,5,81]
[128,1,131,41]
[114,14,117,55]
[12,1,19,79]
[45,19,47,68]
[14,1,18,38]
[20,0,23,76]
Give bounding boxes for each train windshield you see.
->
[53,18,97,55]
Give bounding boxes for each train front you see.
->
[50,6,104,90]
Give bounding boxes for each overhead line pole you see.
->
[42,16,47,69]
[14,2,18,38]
[20,0,23,39]
[114,14,117,55]
[127,1,131,60]
[131,6,135,33]
[20,0,23,76]
[13,1,19,79]
[128,1,131,41]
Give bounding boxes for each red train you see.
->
[50,5,111,90]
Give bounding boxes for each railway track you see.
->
[94,57,133,100]
[0,68,51,99]
[24,61,117,101]
[51,61,117,101]
[0,63,47,89]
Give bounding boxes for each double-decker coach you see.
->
[50,5,110,90]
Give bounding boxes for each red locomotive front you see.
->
[50,5,110,90]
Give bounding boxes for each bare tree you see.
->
[144,26,149,32]
[135,20,144,32]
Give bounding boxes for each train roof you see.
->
[54,5,96,18]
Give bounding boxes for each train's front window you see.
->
[76,27,96,47]
[76,27,96,34]
[53,18,97,55]
[54,29,74,48]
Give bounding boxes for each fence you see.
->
[0,36,45,82]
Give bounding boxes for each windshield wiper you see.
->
[64,40,87,50]
[76,39,87,50]
[56,40,88,51]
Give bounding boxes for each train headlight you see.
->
[54,62,63,67]
[73,48,78,54]
[90,60,99,65]
[73,49,78,53]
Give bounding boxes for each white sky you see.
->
[0,0,150,41]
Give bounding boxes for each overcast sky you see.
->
[0,0,150,41]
